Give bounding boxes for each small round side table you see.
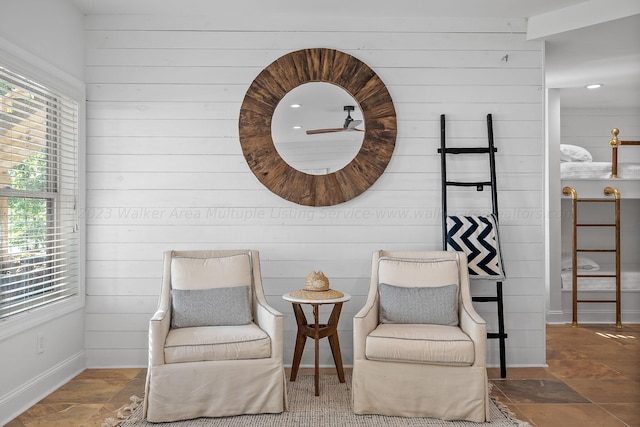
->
[282,292,351,396]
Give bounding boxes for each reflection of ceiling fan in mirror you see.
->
[306,105,363,135]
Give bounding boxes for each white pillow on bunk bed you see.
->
[561,256,600,271]
[560,144,593,163]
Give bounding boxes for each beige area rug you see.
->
[104,376,529,427]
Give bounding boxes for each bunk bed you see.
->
[560,128,640,325]
[560,128,640,198]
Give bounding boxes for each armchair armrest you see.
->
[459,297,487,367]
[353,292,379,360]
[255,298,284,360]
[149,303,171,367]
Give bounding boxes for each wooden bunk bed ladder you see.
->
[439,113,508,378]
[562,186,622,328]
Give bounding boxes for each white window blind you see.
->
[0,65,79,319]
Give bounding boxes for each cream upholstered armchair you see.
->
[352,250,489,422]
[143,250,287,422]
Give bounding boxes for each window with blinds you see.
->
[0,65,79,319]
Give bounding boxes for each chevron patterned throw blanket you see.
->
[446,214,505,280]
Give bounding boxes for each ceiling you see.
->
[70,0,584,17]
[70,0,640,110]
[543,13,640,109]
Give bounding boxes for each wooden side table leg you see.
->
[327,302,345,383]
[313,304,320,396]
[290,303,307,382]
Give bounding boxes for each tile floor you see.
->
[6,323,640,426]
[489,323,640,426]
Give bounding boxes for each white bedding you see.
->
[561,270,640,290]
[561,162,640,179]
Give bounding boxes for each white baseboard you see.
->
[0,350,86,425]
[551,290,640,324]
[547,309,640,324]
[546,310,570,324]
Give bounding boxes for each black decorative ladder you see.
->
[438,113,508,378]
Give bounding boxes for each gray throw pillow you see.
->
[379,283,459,326]
[171,286,252,328]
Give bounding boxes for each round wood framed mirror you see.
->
[239,48,397,206]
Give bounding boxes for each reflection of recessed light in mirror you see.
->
[585,83,603,89]
[292,125,302,129]
[290,104,302,108]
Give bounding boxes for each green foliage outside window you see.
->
[8,151,49,252]
[0,81,11,96]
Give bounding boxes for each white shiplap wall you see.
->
[83,14,545,368]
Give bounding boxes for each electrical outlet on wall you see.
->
[37,332,45,354]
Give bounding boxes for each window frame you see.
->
[0,41,85,340]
